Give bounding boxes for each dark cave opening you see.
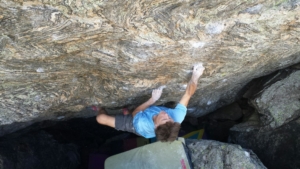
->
[0,97,252,169]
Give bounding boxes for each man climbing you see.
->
[95,63,205,142]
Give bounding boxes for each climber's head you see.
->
[154,111,180,142]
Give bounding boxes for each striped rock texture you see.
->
[0,0,300,135]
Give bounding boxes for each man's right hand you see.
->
[192,63,205,83]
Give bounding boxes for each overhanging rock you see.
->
[0,0,300,136]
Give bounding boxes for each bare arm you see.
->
[132,87,164,117]
[132,98,155,117]
[179,63,205,107]
[179,81,197,107]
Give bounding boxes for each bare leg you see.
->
[179,63,205,107]
[96,109,116,128]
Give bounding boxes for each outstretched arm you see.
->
[179,81,197,107]
[132,87,164,117]
[179,63,205,107]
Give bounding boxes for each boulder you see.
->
[1,0,300,136]
[229,68,300,169]
[247,69,300,130]
[229,117,300,169]
[185,139,266,169]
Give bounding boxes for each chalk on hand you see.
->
[194,62,204,68]
[158,85,166,90]
[191,63,205,82]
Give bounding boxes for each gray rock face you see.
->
[252,70,300,129]
[185,139,266,169]
[229,117,300,169]
[1,0,300,135]
[229,68,300,169]
[244,69,300,130]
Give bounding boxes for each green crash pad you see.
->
[105,139,191,169]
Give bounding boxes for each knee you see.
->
[96,114,106,125]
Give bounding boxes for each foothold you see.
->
[244,4,263,14]
[57,116,65,120]
[50,12,60,22]
[189,41,205,48]
[34,95,41,102]
[36,67,44,73]
[158,85,166,90]
[122,108,129,115]
[87,106,100,112]
[205,22,225,35]
[244,151,250,157]
[207,101,212,105]
[187,107,196,112]
[194,62,204,68]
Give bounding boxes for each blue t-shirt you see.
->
[133,103,187,138]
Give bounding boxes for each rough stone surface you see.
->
[1,0,300,136]
[229,67,300,169]
[0,131,80,169]
[229,117,300,169]
[185,139,266,169]
[249,69,300,130]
